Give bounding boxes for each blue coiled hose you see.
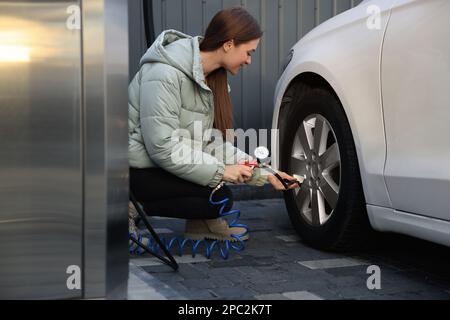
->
[129,182,249,260]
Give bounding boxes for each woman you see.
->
[128,7,296,243]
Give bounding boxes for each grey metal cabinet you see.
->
[0,0,129,299]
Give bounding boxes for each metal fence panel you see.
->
[132,0,362,130]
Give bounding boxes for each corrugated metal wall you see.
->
[129,0,363,130]
[129,1,148,77]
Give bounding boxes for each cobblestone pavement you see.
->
[128,198,450,300]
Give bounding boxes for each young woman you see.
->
[128,7,296,242]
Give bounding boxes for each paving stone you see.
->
[127,288,167,300]
[275,246,340,261]
[131,258,163,267]
[326,286,377,300]
[174,255,210,264]
[143,263,205,281]
[208,275,238,288]
[373,277,447,295]
[182,289,217,300]
[209,256,259,268]
[192,265,242,279]
[255,293,289,300]
[276,235,301,242]
[150,272,185,283]
[187,261,211,272]
[181,278,218,290]
[254,266,296,283]
[325,274,368,288]
[131,199,450,300]
[176,264,210,279]
[298,258,370,270]
[249,279,308,294]
[163,281,190,294]
[141,264,179,274]
[380,291,450,300]
[209,286,259,299]
[128,264,185,300]
[282,291,323,300]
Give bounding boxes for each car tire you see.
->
[280,87,372,251]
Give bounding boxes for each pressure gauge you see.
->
[254,146,269,160]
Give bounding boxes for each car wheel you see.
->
[281,87,371,251]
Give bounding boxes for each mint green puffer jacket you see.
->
[128,30,251,187]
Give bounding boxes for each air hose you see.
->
[129,182,249,260]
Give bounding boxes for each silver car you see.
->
[272,0,450,250]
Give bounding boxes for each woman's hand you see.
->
[223,165,254,184]
[268,171,299,191]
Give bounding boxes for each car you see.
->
[271,0,450,251]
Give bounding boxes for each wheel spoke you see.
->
[319,178,339,208]
[317,191,328,224]
[290,156,307,176]
[311,189,320,226]
[313,117,327,155]
[320,143,340,170]
[297,123,313,159]
[295,187,310,211]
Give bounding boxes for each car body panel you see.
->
[382,0,450,221]
[272,0,450,247]
[367,205,450,247]
[272,0,395,208]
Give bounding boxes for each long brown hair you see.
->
[200,7,263,138]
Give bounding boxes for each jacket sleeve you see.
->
[204,132,253,165]
[205,139,270,186]
[139,78,225,188]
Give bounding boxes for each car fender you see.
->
[272,1,395,208]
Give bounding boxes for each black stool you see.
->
[129,191,179,271]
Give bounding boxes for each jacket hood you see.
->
[140,29,208,89]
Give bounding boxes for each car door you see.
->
[382,0,450,221]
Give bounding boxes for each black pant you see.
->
[130,167,233,219]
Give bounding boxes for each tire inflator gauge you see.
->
[240,158,304,190]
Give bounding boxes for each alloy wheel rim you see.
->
[289,114,341,226]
